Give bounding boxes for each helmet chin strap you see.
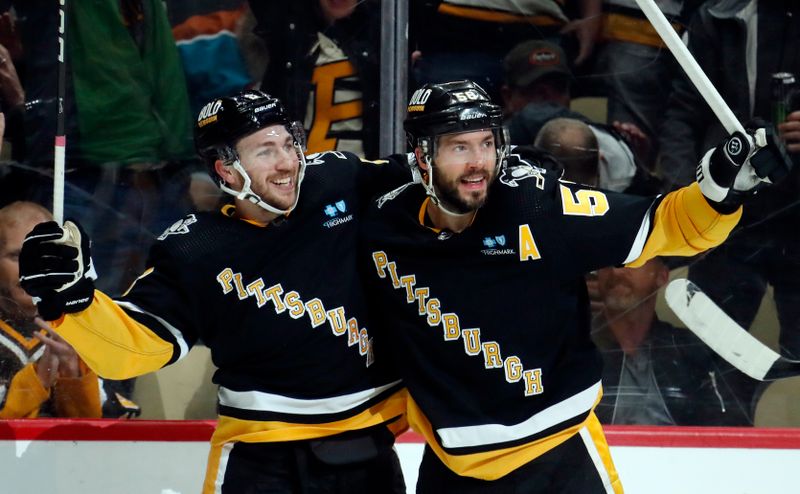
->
[421,154,475,218]
[219,144,307,217]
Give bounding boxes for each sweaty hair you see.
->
[534,118,599,186]
[0,201,53,250]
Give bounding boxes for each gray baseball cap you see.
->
[503,40,570,88]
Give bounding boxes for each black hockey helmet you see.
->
[193,90,308,216]
[404,80,507,153]
[194,90,305,182]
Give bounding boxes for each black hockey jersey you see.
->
[361,150,741,480]
[52,150,412,443]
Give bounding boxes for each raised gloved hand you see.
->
[19,220,97,320]
[697,124,793,213]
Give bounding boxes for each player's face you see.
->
[236,125,300,211]
[431,130,497,213]
[0,221,38,320]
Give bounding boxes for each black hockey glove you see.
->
[697,124,793,213]
[19,220,97,320]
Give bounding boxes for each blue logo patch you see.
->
[324,200,348,218]
[323,199,354,229]
[481,234,515,256]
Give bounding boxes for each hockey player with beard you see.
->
[17,90,411,493]
[361,80,787,493]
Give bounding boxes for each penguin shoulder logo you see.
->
[498,161,546,189]
[158,215,198,240]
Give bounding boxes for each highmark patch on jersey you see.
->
[480,234,515,256]
[371,251,544,397]
[215,267,374,366]
[322,199,354,228]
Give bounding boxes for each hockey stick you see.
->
[632,0,745,136]
[665,278,800,380]
[53,0,67,225]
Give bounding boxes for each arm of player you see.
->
[627,128,792,267]
[356,153,418,200]
[625,182,741,267]
[43,292,175,380]
[20,221,193,381]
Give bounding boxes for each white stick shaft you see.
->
[54,0,66,225]
[633,0,745,136]
[53,138,65,224]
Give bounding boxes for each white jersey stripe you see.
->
[115,300,190,362]
[579,426,616,493]
[436,381,601,449]
[622,201,656,265]
[218,380,402,416]
[214,442,234,494]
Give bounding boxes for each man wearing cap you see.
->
[501,40,658,194]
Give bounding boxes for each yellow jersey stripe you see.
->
[406,391,602,480]
[626,183,741,268]
[579,413,624,493]
[211,388,407,445]
[438,3,564,26]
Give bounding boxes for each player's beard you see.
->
[252,169,300,212]
[431,166,496,214]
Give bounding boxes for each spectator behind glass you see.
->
[535,117,600,186]
[591,0,699,158]
[410,0,603,102]
[0,201,139,418]
[591,257,751,425]
[502,40,660,194]
[167,1,252,117]
[248,0,380,158]
[10,0,197,296]
[659,0,800,369]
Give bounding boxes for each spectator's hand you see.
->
[37,329,81,378]
[777,110,800,153]
[19,220,97,320]
[34,344,60,389]
[612,120,652,163]
[0,43,23,108]
[561,15,602,66]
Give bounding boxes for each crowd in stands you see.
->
[0,0,798,428]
